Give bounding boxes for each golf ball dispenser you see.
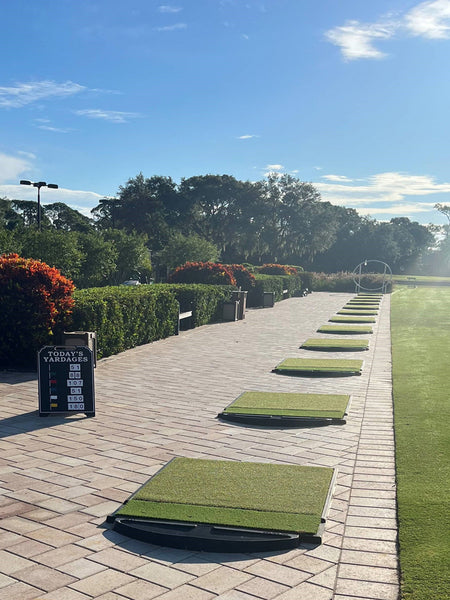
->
[38,346,95,417]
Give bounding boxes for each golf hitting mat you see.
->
[218,390,350,425]
[318,324,373,334]
[329,315,376,323]
[300,338,369,351]
[273,357,363,376]
[108,457,335,551]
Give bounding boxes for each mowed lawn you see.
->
[391,287,450,600]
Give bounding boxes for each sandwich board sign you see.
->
[38,346,95,417]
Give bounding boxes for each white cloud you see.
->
[315,171,450,222]
[406,0,450,38]
[17,151,36,160]
[323,174,353,182]
[360,202,436,216]
[37,125,71,133]
[155,23,187,31]
[0,153,33,184]
[0,80,86,108]
[325,20,395,60]
[237,134,258,139]
[326,0,450,60]
[1,184,104,213]
[265,164,284,171]
[158,5,182,13]
[74,109,142,123]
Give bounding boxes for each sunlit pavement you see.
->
[0,292,397,600]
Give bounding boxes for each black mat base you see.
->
[110,516,324,551]
[218,411,346,427]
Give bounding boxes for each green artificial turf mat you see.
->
[318,325,373,334]
[329,316,376,323]
[338,309,378,315]
[115,457,334,534]
[342,305,379,310]
[222,391,350,418]
[347,299,380,306]
[300,338,369,351]
[274,358,363,374]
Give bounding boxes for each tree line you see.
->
[1,172,448,286]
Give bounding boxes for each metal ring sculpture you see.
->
[352,260,392,294]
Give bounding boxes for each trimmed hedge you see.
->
[309,271,392,293]
[70,285,179,358]
[247,273,303,307]
[166,283,235,327]
[70,283,235,359]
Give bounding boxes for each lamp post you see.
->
[19,180,59,231]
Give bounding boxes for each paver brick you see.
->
[69,570,136,595]
[0,293,398,600]
[130,562,195,589]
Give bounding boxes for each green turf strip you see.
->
[391,288,450,600]
[301,338,369,350]
[116,501,321,533]
[329,316,376,323]
[318,325,373,334]
[116,458,333,534]
[223,391,349,418]
[274,358,363,374]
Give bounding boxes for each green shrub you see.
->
[165,283,235,326]
[70,285,179,358]
[0,253,75,368]
[247,273,303,307]
[310,272,392,293]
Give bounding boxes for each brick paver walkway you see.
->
[0,292,398,600]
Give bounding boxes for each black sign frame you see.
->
[38,346,95,417]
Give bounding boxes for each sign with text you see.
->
[38,346,95,417]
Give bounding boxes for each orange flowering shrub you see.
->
[169,262,237,286]
[0,253,75,367]
[226,264,256,289]
[257,263,298,275]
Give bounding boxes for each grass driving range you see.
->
[391,287,450,600]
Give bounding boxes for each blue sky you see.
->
[2,0,450,225]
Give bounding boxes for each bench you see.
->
[176,303,193,335]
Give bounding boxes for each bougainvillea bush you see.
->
[257,264,299,276]
[0,253,75,368]
[169,262,237,286]
[225,264,256,289]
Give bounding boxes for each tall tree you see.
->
[106,173,177,250]
[43,203,94,233]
